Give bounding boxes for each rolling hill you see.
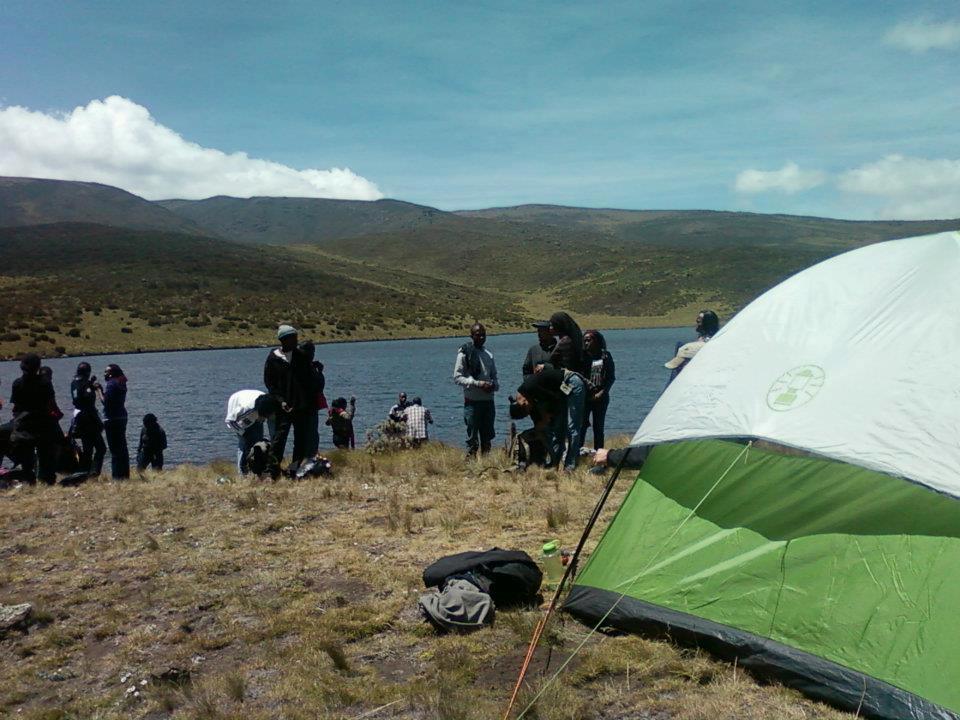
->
[0,177,205,235]
[456,204,960,249]
[156,195,454,244]
[0,223,525,358]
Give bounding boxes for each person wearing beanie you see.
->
[263,324,313,471]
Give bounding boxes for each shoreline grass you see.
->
[0,444,850,719]
[0,309,696,362]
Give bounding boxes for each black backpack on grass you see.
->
[423,548,542,607]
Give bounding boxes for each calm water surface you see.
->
[0,327,688,465]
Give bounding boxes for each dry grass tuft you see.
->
[319,641,352,673]
[232,490,259,510]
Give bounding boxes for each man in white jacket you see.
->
[225,390,279,474]
[453,323,499,456]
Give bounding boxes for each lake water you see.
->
[0,327,687,465]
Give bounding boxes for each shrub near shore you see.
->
[0,444,849,719]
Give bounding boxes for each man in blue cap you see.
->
[263,324,312,472]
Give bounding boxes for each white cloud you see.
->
[885,17,960,52]
[837,155,960,219]
[0,96,383,201]
[734,162,826,195]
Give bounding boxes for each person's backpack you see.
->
[246,440,280,479]
[518,429,549,469]
[423,548,542,607]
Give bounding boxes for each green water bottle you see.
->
[541,540,564,584]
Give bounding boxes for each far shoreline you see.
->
[0,321,688,363]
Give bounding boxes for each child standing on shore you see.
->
[136,413,167,471]
[326,396,356,449]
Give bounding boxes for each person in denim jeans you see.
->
[510,364,584,470]
[453,323,499,456]
[547,312,588,470]
[561,372,587,471]
[101,363,129,479]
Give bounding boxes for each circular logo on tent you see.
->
[766,365,825,412]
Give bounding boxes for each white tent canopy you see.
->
[632,230,960,498]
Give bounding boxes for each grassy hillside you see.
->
[0,177,205,236]
[156,196,454,245]
[311,224,836,318]
[0,223,526,358]
[456,204,960,248]
[0,444,851,720]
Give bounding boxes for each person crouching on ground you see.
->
[136,413,167,471]
[453,323,499,457]
[327,396,356,449]
[402,397,433,447]
[508,365,567,469]
[225,390,279,475]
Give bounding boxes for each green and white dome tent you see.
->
[565,230,960,720]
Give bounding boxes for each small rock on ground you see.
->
[0,603,32,633]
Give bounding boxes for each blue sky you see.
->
[1,1,958,218]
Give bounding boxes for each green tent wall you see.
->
[565,440,960,720]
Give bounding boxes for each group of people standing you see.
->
[453,312,616,471]
[4,310,720,482]
[0,355,166,484]
[225,324,355,476]
[388,392,434,447]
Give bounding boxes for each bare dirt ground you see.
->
[0,444,850,720]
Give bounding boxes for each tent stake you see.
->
[501,451,632,720]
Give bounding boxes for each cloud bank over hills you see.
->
[0,96,383,201]
[736,155,960,220]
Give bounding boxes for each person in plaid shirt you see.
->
[402,397,433,447]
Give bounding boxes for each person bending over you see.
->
[226,390,279,475]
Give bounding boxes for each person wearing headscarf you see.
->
[101,363,130,479]
[547,312,586,374]
[544,312,588,470]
